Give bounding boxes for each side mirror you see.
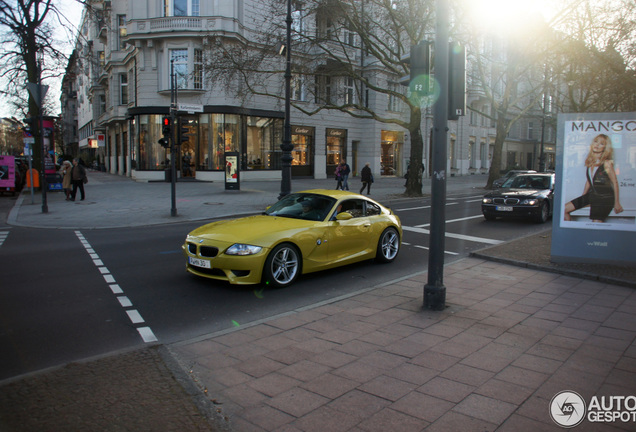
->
[336,212,353,221]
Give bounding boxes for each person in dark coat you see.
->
[70,158,87,201]
[359,163,372,195]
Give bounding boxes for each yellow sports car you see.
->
[183,189,402,287]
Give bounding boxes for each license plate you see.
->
[496,206,513,211]
[189,256,211,268]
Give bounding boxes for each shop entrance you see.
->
[291,126,314,177]
[380,130,404,176]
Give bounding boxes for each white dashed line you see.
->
[0,231,8,247]
[74,230,158,344]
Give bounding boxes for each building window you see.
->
[165,0,199,17]
[292,75,305,101]
[170,49,188,89]
[528,122,534,140]
[291,6,303,39]
[194,49,203,89]
[99,94,106,115]
[119,73,128,105]
[117,15,127,50]
[344,77,354,105]
[388,83,401,112]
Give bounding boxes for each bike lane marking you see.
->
[74,231,158,343]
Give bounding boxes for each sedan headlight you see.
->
[521,199,537,205]
[482,198,493,204]
[226,244,263,256]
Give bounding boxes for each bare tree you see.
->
[203,0,436,196]
[0,0,79,165]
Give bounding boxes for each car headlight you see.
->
[482,198,492,204]
[521,199,537,205]
[226,244,263,256]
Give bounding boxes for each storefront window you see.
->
[137,114,169,170]
[380,130,404,176]
[246,116,281,170]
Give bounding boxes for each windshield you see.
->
[504,175,550,189]
[265,193,337,221]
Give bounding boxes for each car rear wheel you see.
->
[376,227,400,263]
[535,201,549,223]
[263,243,301,287]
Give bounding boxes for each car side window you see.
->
[365,201,381,216]
[338,199,365,218]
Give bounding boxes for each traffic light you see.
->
[399,41,432,104]
[162,116,171,136]
[158,137,170,148]
[448,41,466,120]
[178,118,192,144]
[23,117,36,133]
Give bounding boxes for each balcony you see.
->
[126,16,242,41]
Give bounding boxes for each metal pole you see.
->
[538,65,548,172]
[38,58,48,213]
[424,0,449,311]
[279,0,293,200]
[170,58,177,217]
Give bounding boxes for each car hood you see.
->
[485,188,546,198]
[187,215,317,245]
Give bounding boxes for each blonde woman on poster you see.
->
[563,134,623,222]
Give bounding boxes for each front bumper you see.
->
[182,241,268,285]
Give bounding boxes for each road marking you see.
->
[396,202,458,212]
[413,244,459,255]
[137,327,158,343]
[126,310,145,324]
[415,214,485,227]
[0,231,8,247]
[74,230,158,344]
[402,225,503,245]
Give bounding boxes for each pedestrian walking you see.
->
[341,159,351,191]
[335,163,344,190]
[359,163,373,195]
[70,158,87,201]
[59,160,73,200]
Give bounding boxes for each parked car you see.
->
[183,190,402,287]
[492,169,537,188]
[482,173,555,223]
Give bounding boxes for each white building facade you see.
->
[66,0,554,182]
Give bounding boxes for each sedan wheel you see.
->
[535,201,549,224]
[263,243,301,287]
[376,227,400,263]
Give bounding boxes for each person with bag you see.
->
[359,162,372,195]
[335,163,344,190]
[70,158,87,201]
[59,160,73,200]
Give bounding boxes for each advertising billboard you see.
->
[552,112,636,264]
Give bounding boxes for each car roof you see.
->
[296,189,379,201]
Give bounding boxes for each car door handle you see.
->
[363,223,371,227]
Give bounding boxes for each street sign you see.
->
[177,103,203,113]
[26,83,49,107]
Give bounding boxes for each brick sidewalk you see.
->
[171,257,636,431]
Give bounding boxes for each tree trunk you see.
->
[485,112,508,189]
[404,106,424,196]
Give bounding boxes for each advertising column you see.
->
[225,152,239,190]
[552,112,636,264]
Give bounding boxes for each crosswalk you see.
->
[0,230,8,248]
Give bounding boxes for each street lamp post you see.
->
[424,0,450,311]
[279,0,293,200]
[170,58,178,216]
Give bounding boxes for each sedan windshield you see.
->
[265,193,337,221]
[504,175,551,189]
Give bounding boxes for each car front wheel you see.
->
[376,227,400,263]
[535,201,549,223]
[263,243,301,287]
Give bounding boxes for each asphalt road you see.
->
[0,189,550,380]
